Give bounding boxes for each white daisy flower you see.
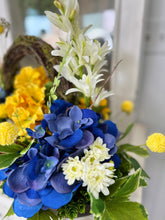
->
[82,161,115,199]
[62,156,83,185]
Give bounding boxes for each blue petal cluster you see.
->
[0,99,121,218]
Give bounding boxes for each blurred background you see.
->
[0,0,165,219]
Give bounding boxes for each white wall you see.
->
[136,0,165,219]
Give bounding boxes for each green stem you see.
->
[85,96,90,108]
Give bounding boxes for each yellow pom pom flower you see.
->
[0,122,18,145]
[0,24,4,34]
[146,133,165,153]
[121,100,134,114]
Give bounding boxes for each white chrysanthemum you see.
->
[62,156,83,185]
[82,137,110,163]
[82,161,115,199]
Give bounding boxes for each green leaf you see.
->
[0,153,21,169]
[113,168,141,198]
[20,139,35,155]
[129,157,150,179]
[119,144,149,158]
[103,200,148,220]
[139,178,148,187]
[108,177,128,198]
[3,202,14,219]
[90,193,105,217]
[28,209,58,220]
[118,123,134,142]
[0,143,23,154]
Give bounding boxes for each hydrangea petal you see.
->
[75,130,94,149]
[41,189,73,209]
[50,99,72,115]
[7,166,29,193]
[17,189,41,207]
[104,120,118,138]
[69,106,82,122]
[13,197,42,218]
[3,182,16,198]
[82,109,98,126]
[51,172,78,193]
[111,154,121,168]
[59,129,83,149]
[0,168,7,180]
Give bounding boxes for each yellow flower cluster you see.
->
[0,122,18,145]
[0,66,49,136]
[146,133,165,153]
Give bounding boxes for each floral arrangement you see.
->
[0,1,165,220]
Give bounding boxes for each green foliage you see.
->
[90,193,105,218]
[20,139,35,155]
[119,144,149,158]
[112,168,141,198]
[115,153,132,177]
[117,123,134,142]
[0,143,23,153]
[3,202,14,219]
[100,169,148,220]
[129,157,150,179]
[57,187,90,219]
[102,201,148,220]
[28,209,58,220]
[0,153,21,169]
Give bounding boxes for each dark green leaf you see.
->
[129,157,150,179]
[119,144,149,157]
[90,193,105,217]
[104,200,148,220]
[0,153,21,169]
[0,143,23,154]
[139,178,148,187]
[3,202,14,219]
[113,168,141,198]
[118,123,134,141]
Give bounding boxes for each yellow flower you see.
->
[0,24,4,34]
[146,133,165,153]
[0,122,18,145]
[14,66,49,89]
[0,103,7,118]
[121,100,134,114]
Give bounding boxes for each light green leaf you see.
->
[104,200,148,220]
[90,193,105,217]
[113,168,141,198]
[108,177,128,198]
[119,144,149,157]
[20,139,35,155]
[0,143,23,154]
[0,153,21,169]
[3,202,14,219]
[118,123,134,142]
[101,208,113,220]
[129,157,150,179]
